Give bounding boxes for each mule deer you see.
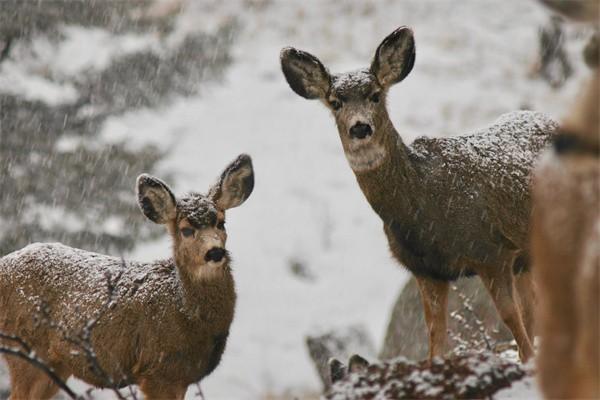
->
[533,1,599,398]
[0,154,254,399]
[281,27,557,362]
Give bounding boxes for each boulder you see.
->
[380,276,513,360]
[306,325,377,390]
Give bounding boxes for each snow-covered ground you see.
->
[1,0,590,398]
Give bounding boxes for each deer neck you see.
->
[175,259,236,325]
[350,119,419,222]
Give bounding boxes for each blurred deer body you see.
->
[281,27,557,362]
[533,2,599,398]
[0,154,254,400]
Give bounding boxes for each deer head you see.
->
[136,154,254,280]
[281,27,416,172]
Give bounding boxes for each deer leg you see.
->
[415,276,449,359]
[479,270,534,362]
[6,358,68,400]
[514,270,536,341]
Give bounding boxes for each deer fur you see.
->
[533,1,599,398]
[281,27,558,362]
[0,154,254,400]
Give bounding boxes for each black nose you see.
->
[349,122,373,139]
[205,247,226,263]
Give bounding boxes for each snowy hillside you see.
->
[0,0,590,399]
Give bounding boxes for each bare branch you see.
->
[0,332,31,353]
[29,267,135,400]
[449,285,494,354]
[0,344,78,399]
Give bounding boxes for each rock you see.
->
[326,350,530,400]
[380,277,513,360]
[306,325,377,390]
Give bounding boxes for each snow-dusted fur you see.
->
[281,27,557,362]
[0,154,254,400]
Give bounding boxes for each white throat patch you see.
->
[344,143,387,172]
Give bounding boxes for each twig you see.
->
[0,332,32,353]
[0,345,78,399]
[34,268,133,400]
[449,284,494,353]
[3,263,139,400]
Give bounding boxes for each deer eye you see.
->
[369,92,380,103]
[181,227,195,237]
[329,99,342,111]
[217,221,225,230]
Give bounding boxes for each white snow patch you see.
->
[496,375,543,399]
[0,62,78,105]
[51,26,158,77]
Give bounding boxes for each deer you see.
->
[280,27,558,362]
[0,154,254,400]
[532,1,599,398]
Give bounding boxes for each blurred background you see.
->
[0,0,592,398]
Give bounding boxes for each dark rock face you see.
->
[380,277,513,360]
[326,351,528,400]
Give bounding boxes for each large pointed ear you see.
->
[136,174,177,224]
[209,154,254,210]
[280,47,331,99]
[370,27,415,88]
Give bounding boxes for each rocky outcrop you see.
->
[326,351,529,400]
[380,277,513,360]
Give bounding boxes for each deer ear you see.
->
[209,154,254,210]
[281,47,331,99]
[370,27,415,88]
[136,174,177,224]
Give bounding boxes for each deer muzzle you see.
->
[349,122,373,139]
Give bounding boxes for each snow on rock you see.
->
[326,351,531,400]
[306,324,377,389]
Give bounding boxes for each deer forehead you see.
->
[176,193,220,228]
[331,69,378,100]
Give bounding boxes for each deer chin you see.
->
[187,258,228,281]
[344,142,387,172]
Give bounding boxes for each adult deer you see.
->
[281,27,557,362]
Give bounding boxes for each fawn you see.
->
[0,154,254,399]
[281,27,557,362]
